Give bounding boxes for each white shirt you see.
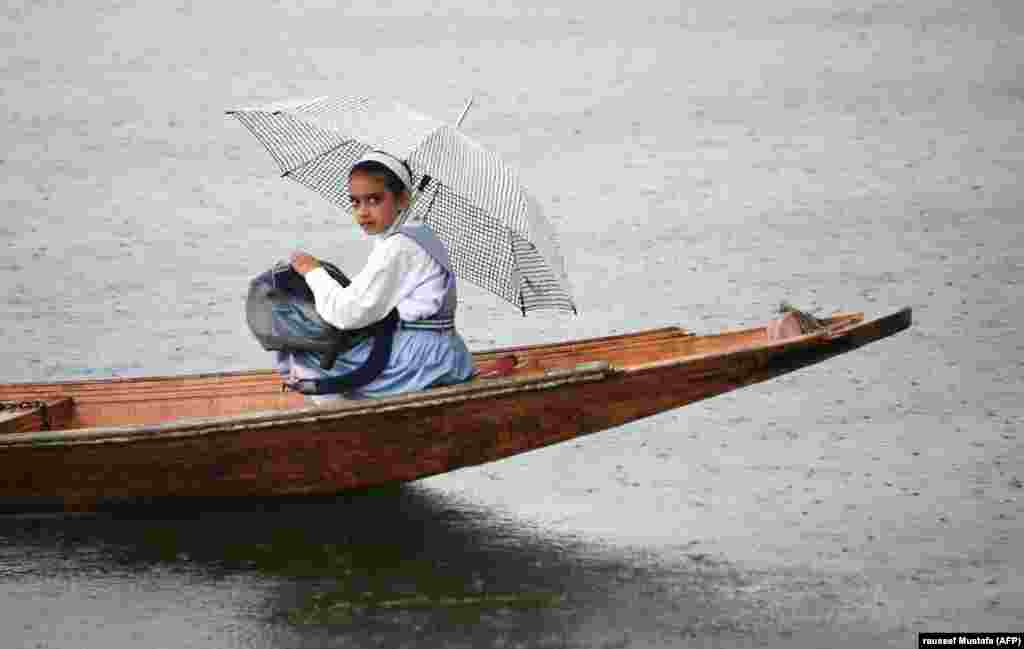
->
[304,232,448,330]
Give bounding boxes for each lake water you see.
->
[2,0,1022,646]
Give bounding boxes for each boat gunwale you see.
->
[0,308,909,448]
[472,326,691,360]
[0,362,614,448]
[621,310,873,374]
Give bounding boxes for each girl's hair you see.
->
[349,159,413,197]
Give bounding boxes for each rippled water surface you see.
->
[3,0,1023,646]
[0,487,883,648]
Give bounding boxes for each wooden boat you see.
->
[0,308,911,510]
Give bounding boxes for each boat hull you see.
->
[0,309,911,510]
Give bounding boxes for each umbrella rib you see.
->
[514,237,525,316]
[231,114,290,177]
[279,139,355,178]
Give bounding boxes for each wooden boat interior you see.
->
[0,312,865,434]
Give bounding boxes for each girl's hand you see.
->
[290,251,321,275]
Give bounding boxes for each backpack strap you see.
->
[286,308,399,395]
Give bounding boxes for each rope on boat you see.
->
[0,400,49,411]
[0,400,51,430]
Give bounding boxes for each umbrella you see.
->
[226,95,576,314]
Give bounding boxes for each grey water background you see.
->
[2,0,1023,647]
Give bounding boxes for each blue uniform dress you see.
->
[274,223,475,401]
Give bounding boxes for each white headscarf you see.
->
[354,150,413,194]
[352,150,416,241]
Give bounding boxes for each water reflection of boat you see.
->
[0,308,910,509]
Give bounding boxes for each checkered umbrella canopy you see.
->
[227,95,576,314]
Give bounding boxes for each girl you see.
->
[280,150,475,401]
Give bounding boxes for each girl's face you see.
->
[348,171,409,235]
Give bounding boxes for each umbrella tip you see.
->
[455,96,474,129]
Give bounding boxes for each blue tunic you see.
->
[274,223,475,401]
